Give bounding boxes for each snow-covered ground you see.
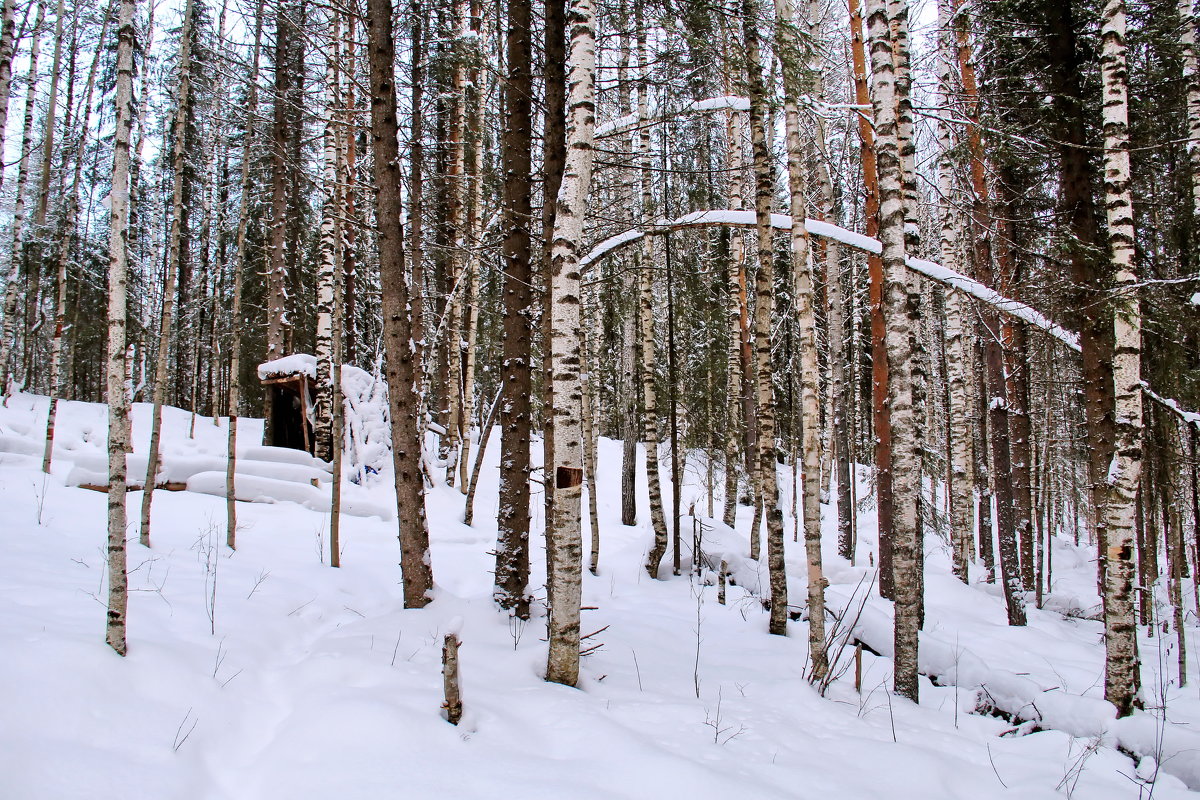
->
[1,392,1198,799]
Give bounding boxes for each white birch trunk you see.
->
[315,11,340,465]
[866,0,921,702]
[637,24,670,578]
[775,0,827,679]
[106,0,138,656]
[1099,0,1143,718]
[742,0,788,636]
[936,0,974,583]
[0,0,38,397]
[545,0,596,687]
[1182,0,1200,228]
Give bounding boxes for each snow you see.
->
[594,95,750,138]
[2,395,1199,799]
[258,353,318,381]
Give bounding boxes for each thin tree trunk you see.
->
[639,20,669,576]
[140,0,195,546]
[722,107,746,531]
[743,0,788,636]
[443,0,469,486]
[105,0,137,656]
[458,0,485,494]
[937,0,974,583]
[1182,0,1200,239]
[0,0,39,397]
[850,0,893,597]
[42,1,112,473]
[620,25,639,528]
[314,11,342,464]
[545,0,597,688]
[367,0,434,608]
[226,0,264,550]
[776,0,826,677]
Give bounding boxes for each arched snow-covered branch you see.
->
[582,210,1199,427]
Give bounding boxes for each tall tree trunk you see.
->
[42,1,112,472]
[105,0,137,656]
[0,0,39,397]
[140,0,196,546]
[639,19,669,577]
[541,0,568,576]
[743,0,788,636]
[722,104,746,531]
[495,0,533,617]
[937,0,973,582]
[619,24,639,529]
[850,0,893,597]
[866,0,922,700]
[458,0,485,494]
[226,0,265,550]
[775,0,827,678]
[1099,0,1143,718]
[545,0,597,688]
[1182,0,1200,241]
[443,0,470,486]
[315,11,342,464]
[263,0,294,440]
[367,0,434,608]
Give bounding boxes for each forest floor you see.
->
[1,392,1198,799]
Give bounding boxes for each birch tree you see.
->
[865,0,921,701]
[105,0,138,656]
[1099,0,1143,718]
[545,0,597,687]
[743,0,788,636]
[774,0,826,678]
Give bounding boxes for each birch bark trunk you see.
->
[937,0,973,583]
[722,108,746,531]
[545,0,597,687]
[459,0,485,494]
[866,0,922,700]
[1099,0,1143,717]
[0,0,37,397]
[639,23,670,576]
[743,0,788,636]
[105,0,137,655]
[315,12,342,465]
[775,0,827,678]
[1181,0,1200,233]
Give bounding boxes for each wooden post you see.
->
[442,626,463,725]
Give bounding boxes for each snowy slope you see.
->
[0,393,1197,799]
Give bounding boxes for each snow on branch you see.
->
[594,95,751,138]
[581,210,1198,425]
